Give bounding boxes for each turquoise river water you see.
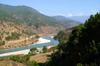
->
[0,36,59,54]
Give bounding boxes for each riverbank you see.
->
[0,35,38,50]
[35,37,51,44]
[0,37,53,57]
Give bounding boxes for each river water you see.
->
[0,36,59,54]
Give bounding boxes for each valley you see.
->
[0,1,99,66]
[0,4,66,50]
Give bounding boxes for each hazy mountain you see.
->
[69,16,90,23]
[53,16,70,20]
[53,15,81,27]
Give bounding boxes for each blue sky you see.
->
[0,0,100,17]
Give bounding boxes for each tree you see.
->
[36,35,40,38]
[0,36,2,40]
[0,41,5,46]
[27,60,39,66]
[30,47,38,53]
[21,55,30,62]
[48,46,56,52]
[58,49,64,56]
[47,13,100,66]
[5,32,21,40]
[65,13,100,65]
[42,46,48,53]
[16,55,22,62]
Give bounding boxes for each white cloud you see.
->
[66,13,84,17]
[54,14,65,16]
[67,13,73,17]
[54,13,84,17]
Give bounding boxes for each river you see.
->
[0,36,59,54]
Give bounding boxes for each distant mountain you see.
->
[0,4,67,35]
[69,16,90,23]
[53,15,81,27]
[53,16,69,20]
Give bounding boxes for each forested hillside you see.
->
[0,4,63,27]
[0,3,68,49]
[0,4,66,35]
[46,13,100,66]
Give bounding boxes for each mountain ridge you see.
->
[52,15,81,27]
[0,3,67,35]
[0,3,67,49]
[69,16,89,23]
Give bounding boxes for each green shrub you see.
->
[5,32,21,40]
[42,46,48,53]
[0,36,2,40]
[0,41,5,46]
[26,60,39,66]
[30,47,38,51]
[48,46,57,52]
[36,35,40,38]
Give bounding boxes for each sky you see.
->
[0,0,100,17]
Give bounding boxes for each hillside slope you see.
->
[0,4,66,35]
[0,4,67,49]
[53,15,81,27]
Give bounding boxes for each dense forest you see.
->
[45,13,100,66]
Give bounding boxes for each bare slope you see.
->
[0,4,67,49]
